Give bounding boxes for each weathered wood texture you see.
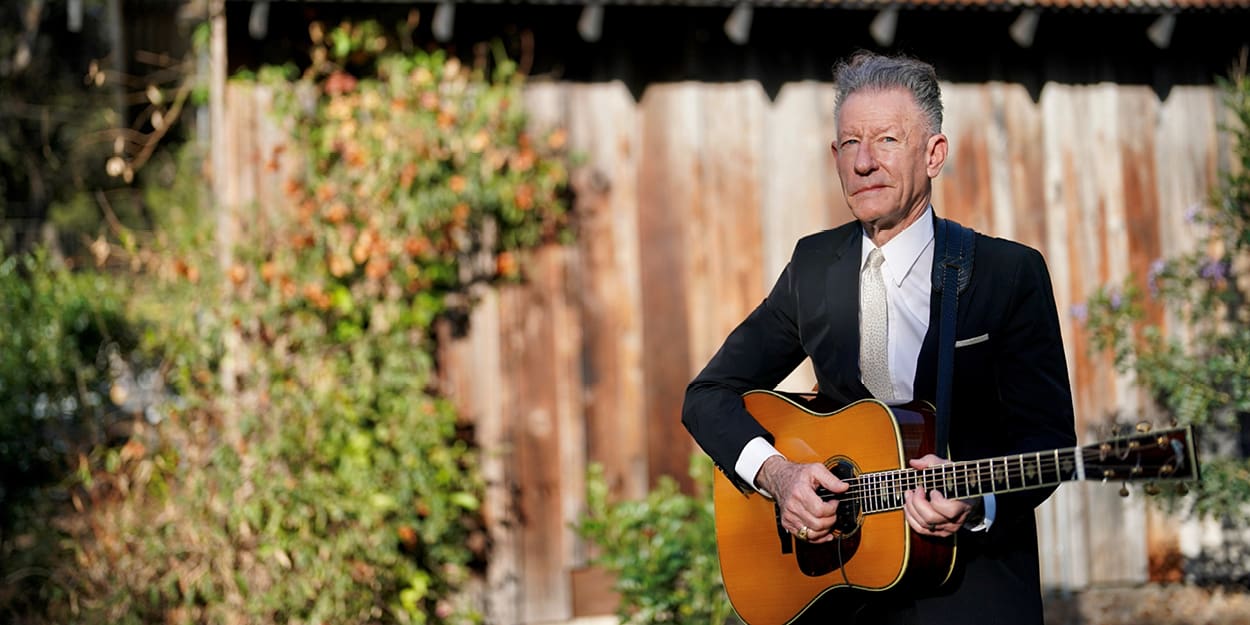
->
[224,79,1224,624]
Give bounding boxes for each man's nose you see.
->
[854,143,878,174]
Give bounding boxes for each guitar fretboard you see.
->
[826,448,1086,514]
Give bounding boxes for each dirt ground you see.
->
[1044,584,1250,625]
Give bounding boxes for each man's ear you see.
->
[830,139,839,158]
[926,133,948,178]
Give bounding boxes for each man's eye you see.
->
[841,139,859,148]
[882,136,898,143]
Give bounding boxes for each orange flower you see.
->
[512,148,535,172]
[228,264,248,286]
[324,202,350,224]
[547,128,568,150]
[344,144,367,169]
[452,202,471,224]
[352,230,376,264]
[399,162,417,189]
[404,236,431,258]
[496,251,518,278]
[328,254,354,277]
[514,184,534,211]
[260,261,277,283]
[448,175,467,194]
[397,525,419,550]
[290,232,315,250]
[316,183,337,202]
[365,257,391,280]
[303,283,332,310]
[324,71,358,96]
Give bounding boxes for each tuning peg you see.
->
[1119,483,1131,497]
[1144,482,1161,496]
[1136,422,1152,433]
[1175,483,1189,496]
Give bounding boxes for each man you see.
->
[681,51,1076,624]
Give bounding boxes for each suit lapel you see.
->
[914,213,945,402]
[826,225,872,400]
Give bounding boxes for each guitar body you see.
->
[713,390,956,625]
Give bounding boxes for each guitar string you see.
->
[822,445,1181,508]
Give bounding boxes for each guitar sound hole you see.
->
[827,458,862,537]
[796,459,862,577]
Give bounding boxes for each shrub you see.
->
[578,455,741,625]
[2,18,570,625]
[1080,63,1250,525]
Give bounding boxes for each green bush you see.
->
[2,18,570,625]
[0,246,138,505]
[0,244,145,616]
[578,455,741,625]
[1080,63,1250,523]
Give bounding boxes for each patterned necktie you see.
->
[860,248,894,400]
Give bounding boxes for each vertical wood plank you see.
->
[439,289,519,624]
[688,83,767,373]
[637,84,700,490]
[501,246,580,624]
[563,81,647,506]
[763,82,840,392]
[1038,83,1092,590]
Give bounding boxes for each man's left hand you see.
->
[901,454,982,538]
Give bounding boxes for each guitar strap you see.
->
[932,217,976,456]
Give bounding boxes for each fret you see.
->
[1059,449,1075,481]
[1053,449,1063,483]
[874,473,884,512]
[865,473,875,513]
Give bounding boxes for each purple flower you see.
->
[1071,303,1088,323]
[1200,259,1228,282]
[1184,202,1202,224]
[1147,258,1166,296]
[1109,289,1123,311]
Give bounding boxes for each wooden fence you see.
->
[221,78,1226,624]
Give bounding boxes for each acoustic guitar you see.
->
[713,390,1200,625]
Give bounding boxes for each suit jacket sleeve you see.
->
[681,253,809,492]
[981,246,1077,534]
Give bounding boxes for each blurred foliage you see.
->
[1081,61,1250,524]
[0,0,197,254]
[577,455,742,625]
[2,15,569,625]
[0,245,139,511]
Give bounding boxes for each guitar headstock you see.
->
[1080,424,1200,486]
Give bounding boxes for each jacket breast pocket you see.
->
[953,333,993,374]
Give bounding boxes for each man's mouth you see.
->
[853,184,887,196]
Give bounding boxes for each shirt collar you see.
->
[861,205,935,287]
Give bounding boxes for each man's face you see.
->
[832,87,947,231]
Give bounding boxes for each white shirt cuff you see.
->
[735,436,784,497]
[967,493,997,532]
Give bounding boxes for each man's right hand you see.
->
[755,455,847,544]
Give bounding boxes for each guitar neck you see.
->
[826,426,1197,515]
[831,449,1080,515]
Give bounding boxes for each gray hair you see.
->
[833,51,943,135]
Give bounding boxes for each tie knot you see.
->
[866,248,885,270]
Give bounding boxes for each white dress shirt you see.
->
[733,207,995,530]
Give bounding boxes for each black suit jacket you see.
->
[681,215,1076,624]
